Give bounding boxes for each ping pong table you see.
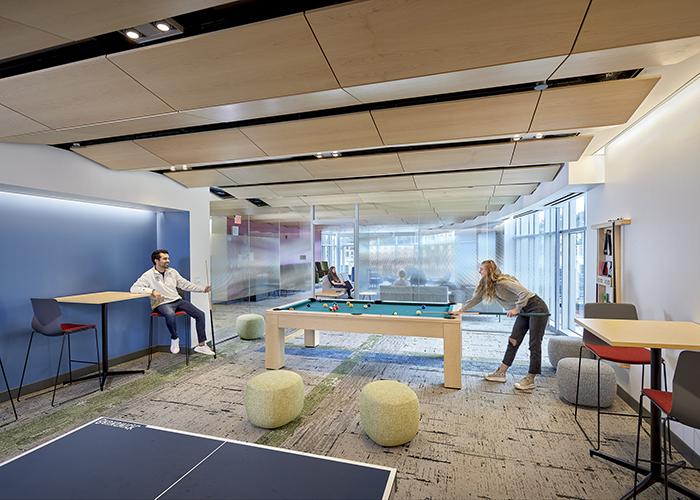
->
[0,417,395,500]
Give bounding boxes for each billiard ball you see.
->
[421,305,426,309]
[415,310,422,315]
[366,303,371,308]
[288,307,294,311]
[306,304,311,308]
[348,303,353,308]
[392,311,398,315]
[363,304,369,309]
[323,304,328,308]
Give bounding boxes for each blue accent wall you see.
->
[0,191,189,391]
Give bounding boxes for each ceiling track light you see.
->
[155,21,171,32]
[125,30,141,40]
[534,133,544,139]
[121,18,182,44]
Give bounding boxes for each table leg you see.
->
[265,315,285,369]
[443,324,462,389]
[304,329,319,348]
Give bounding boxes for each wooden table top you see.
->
[575,318,700,350]
[55,291,150,305]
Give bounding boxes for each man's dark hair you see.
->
[151,249,169,265]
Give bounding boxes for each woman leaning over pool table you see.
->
[455,260,549,391]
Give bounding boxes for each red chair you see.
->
[18,298,100,406]
[633,351,700,499]
[574,303,667,450]
[148,310,190,369]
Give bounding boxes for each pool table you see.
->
[265,298,463,389]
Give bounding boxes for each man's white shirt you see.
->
[130,267,205,309]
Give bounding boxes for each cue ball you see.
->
[363,304,369,309]
[392,311,398,315]
[415,310,422,315]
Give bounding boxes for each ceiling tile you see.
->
[241,112,382,156]
[136,128,265,165]
[493,184,538,196]
[0,17,69,61]
[500,165,560,184]
[414,170,503,190]
[165,169,236,188]
[399,143,514,173]
[421,186,495,199]
[222,186,280,199]
[372,92,539,145]
[263,197,309,208]
[530,77,660,132]
[0,57,173,129]
[303,194,362,205]
[301,153,403,179]
[358,191,426,203]
[511,136,592,165]
[71,141,170,170]
[269,181,343,197]
[0,104,49,138]
[109,14,338,110]
[306,0,587,86]
[219,163,313,184]
[336,175,416,193]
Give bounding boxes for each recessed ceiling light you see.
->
[331,151,340,157]
[125,30,141,40]
[315,153,323,159]
[155,22,171,32]
[535,133,544,139]
[182,165,189,170]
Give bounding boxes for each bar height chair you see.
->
[148,310,191,369]
[17,298,101,406]
[574,303,667,450]
[633,350,700,499]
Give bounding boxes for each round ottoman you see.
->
[237,314,264,340]
[359,380,419,447]
[547,335,594,368]
[245,370,304,429]
[557,358,616,408]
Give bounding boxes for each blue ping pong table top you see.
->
[0,417,395,500]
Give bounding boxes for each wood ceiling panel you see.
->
[511,136,592,165]
[358,191,426,203]
[306,0,588,87]
[165,169,236,188]
[136,129,265,165]
[0,104,49,137]
[336,176,416,194]
[0,57,173,129]
[185,89,358,123]
[344,57,564,103]
[269,181,342,197]
[421,186,496,199]
[0,17,69,61]
[489,196,520,204]
[241,112,382,156]
[399,143,514,173]
[530,77,659,132]
[0,112,215,144]
[552,37,700,79]
[372,92,539,145]
[500,165,560,184]
[303,194,362,205]
[414,170,503,190]
[571,0,700,54]
[219,163,313,185]
[71,141,170,170]
[493,184,538,196]
[109,14,338,110]
[263,197,309,208]
[301,154,403,179]
[1,1,232,41]
[222,186,280,199]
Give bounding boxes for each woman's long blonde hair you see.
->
[475,259,506,302]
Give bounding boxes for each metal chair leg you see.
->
[633,393,644,499]
[16,331,35,401]
[51,336,66,407]
[596,357,601,450]
[209,309,217,359]
[663,416,669,500]
[93,327,102,390]
[574,346,584,420]
[148,316,154,370]
[185,332,190,366]
[0,356,18,421]
[67,334,73,385]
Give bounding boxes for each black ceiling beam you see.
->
[0,0,354,79]
[56,69,638,150]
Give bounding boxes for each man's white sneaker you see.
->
[170,339,180,354]
[194,344,215,356]
[484,370,507,383]
[514,374,536,391]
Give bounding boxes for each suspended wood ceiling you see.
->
[2,0,699,224]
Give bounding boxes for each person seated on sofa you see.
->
[324,266,353,298]
[393,269,410,286]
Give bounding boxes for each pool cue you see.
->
[454,311,551,317]
[205,260,217,358]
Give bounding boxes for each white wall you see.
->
[0,143,213,341]
[586,76,700,452]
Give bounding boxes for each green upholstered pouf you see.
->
[237,314,264,340]
[245,370,304,429]
[359,380,419,447]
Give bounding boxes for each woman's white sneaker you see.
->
[194,344,215,356]
[514,374,536,391]
[170,339,180,354]
[484,369,507,383]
